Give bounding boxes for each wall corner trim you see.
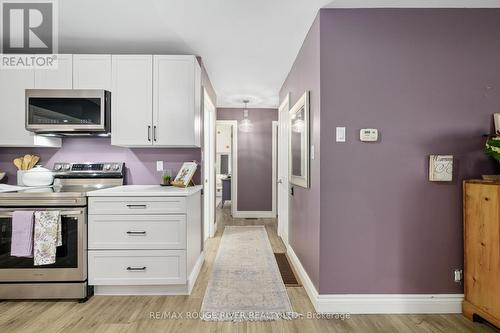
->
[286,244,464,314]
[232,211,276,219]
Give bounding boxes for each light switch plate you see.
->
[311,145,315,160]
[156,161,164,172]
[336,127,346,142]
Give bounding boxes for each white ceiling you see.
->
[58,0,500,108]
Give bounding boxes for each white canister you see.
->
[17,170,27,186]
[22,166,54,187]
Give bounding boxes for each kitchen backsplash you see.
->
[0,138,201,185]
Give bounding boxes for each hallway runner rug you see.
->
[200,226,301,321]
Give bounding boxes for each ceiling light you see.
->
[238,99,253,132]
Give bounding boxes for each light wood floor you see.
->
[0,205,497,333]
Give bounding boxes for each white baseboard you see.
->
[188,251,205,294]
[233,211,276,219]
[286,244,463,314]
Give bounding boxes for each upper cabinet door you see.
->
[111,55,153,147]
[34,54,73,89]
[73,55,112,90]
[0,70,61,147]
[153,55,201,147]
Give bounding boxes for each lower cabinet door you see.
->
[88,250,186,285]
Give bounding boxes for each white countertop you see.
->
[87,185,203,197]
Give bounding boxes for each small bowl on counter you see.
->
[22,165,54,187]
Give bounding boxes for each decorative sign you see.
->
[429,155,453,182]
[172,162,197,188]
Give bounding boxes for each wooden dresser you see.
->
[463,180,500,327]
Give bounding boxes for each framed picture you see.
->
[172,162,197,188]
[289,91,310,188]
[429,155,453,182]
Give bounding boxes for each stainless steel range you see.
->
[0,162,124,301]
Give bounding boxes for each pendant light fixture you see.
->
[238,99,253,132]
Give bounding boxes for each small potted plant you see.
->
[485,136,500,161]
[484,136,500,180]
[161,170,172,186]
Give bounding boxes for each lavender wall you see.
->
[279,15,321,289]
[318,9,500,294]
[217,108,278,212]
[0,138,201,185]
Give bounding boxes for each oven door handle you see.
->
[0,210,84,218]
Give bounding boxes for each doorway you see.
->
[277,94,290,246]
[203,89,216,241]
[215,120,238,218]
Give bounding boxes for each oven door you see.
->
[25,89,110,134]
[0,208,86,282]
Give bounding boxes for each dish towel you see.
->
[34,211,62,266]
[10,211,35,257]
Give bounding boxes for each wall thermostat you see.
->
[359,129,378,142]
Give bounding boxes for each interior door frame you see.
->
[272,121,278,217]
[216,120,238,218]
[277,93,290,246]
[203,89,216,240]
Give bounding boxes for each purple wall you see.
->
[280,8,500,295]
[279,15,321,289]
[0,138,201,185]
[217,108,278,212]
[318,8,500,294]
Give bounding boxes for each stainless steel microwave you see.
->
[25,89,111,136]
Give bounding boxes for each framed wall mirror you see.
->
[289,91,310,188]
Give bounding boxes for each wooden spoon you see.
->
[22,155,32,170]
[28,155,40,169]
[13,158,23,170]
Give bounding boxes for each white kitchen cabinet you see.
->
[111,55,153,147]
[0,69,61,147]
[111,55,201,148]
[34,54,73,89]
[87,186,203,295]
[73,54,112,90]
[153,55,201,147]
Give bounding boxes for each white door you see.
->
[73,55,112,90]
[203,90,216,240]
[277,94,290,246]
[153,55,201,147]
[111,55,153,147]
[34,54,73,89]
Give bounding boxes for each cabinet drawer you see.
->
[89,215,186,250]
[89,197,186,215]
[88,250,186,285]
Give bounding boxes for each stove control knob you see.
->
[104,164,111,171]
[54,164,62,171]
[63,164,70,171]
[112,164,120,171]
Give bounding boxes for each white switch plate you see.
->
[311,145,315,160]
[336,127,346,142]
[156,161,164,172]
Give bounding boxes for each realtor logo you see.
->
[0,0,58,69]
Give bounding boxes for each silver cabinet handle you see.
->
[148,126,151,142]
[126,266,146,271]
[126,204,147,209]
[126,231,147,235]
[153,126,157,142]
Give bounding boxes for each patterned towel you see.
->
[34,211,62,266]
[10,211,35,257]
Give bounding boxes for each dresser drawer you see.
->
[89,215,186,250]
[88,250,186,285]
[89,197,186,215]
